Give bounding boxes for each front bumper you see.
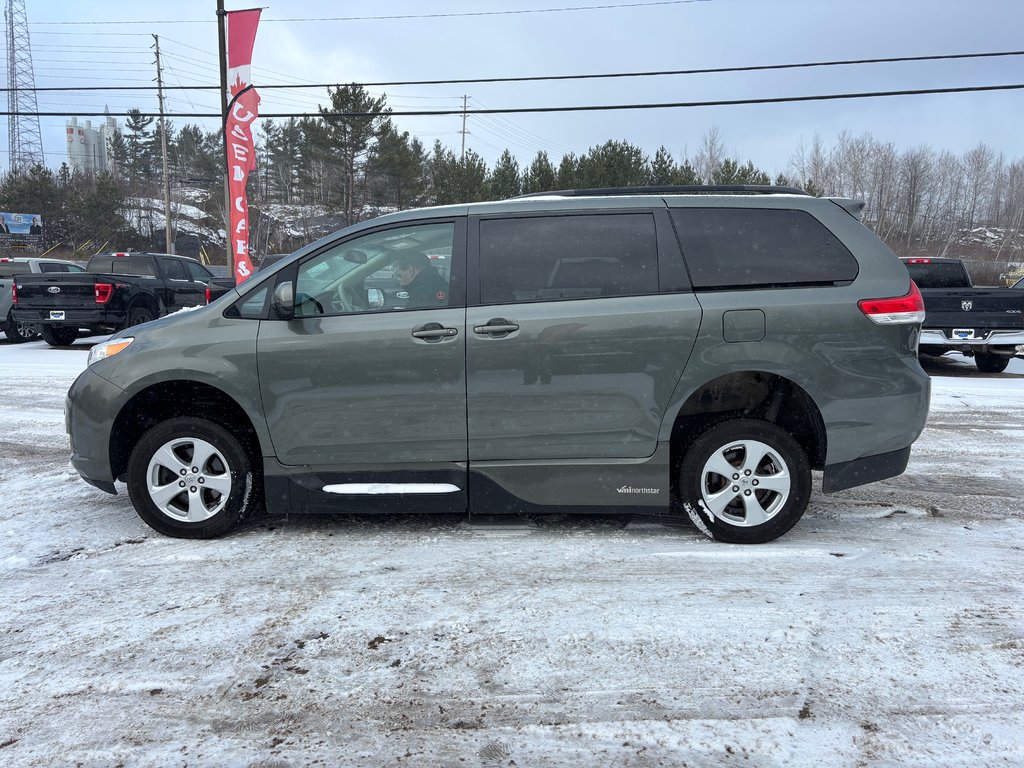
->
[66,367,126,493]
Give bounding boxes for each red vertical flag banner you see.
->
[225,9,262,283]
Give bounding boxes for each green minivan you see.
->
[66,186,930,543]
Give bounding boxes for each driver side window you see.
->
[294,222,455,318]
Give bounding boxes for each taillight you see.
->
[11,282,17,305]
[95,283,114,304]
[858,281,926,325]
[205,286,211,304]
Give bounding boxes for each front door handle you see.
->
[411,322,458,342]
[473,318,520,337]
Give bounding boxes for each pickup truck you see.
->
[12,251,213,346]
[1,257,85,343]
[901,256,1024,373]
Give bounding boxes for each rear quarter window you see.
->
[670,208,859,289]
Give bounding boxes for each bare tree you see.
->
[695,127,726,184]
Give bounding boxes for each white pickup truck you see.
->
[0,257,85,343]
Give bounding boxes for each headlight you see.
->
[87,337,134,366]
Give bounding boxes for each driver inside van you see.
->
[395,251,448,308]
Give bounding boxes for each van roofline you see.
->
[516,184,811,199]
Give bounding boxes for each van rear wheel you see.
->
[679,419,810,544]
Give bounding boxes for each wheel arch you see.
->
[110,379,263,484]
[125,294,160,322]
[668,371,827,497]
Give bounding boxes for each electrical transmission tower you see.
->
[5,0,44,173]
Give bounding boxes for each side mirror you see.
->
[272,281,295,319]
[366,288,384,309]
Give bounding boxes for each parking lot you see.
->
[1,338,1022,767]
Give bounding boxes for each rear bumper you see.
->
[13,306,125,329]
[921,329,1024,349]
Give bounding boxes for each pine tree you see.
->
[366,122,427,210]
[556,153,579,189]
[651,146,676,185]
[318,84,391,224]
[522,151,556,194]
[488,150,521,199]
[577,140,651,189]
[124,109,156,182]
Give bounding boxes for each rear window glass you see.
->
[904,262,971,289]
[670,208,859,289]
[87,256,157,277]
[479,213,658,303]
[0,263,31,277]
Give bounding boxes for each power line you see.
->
[5,49,1022,93]
[5,82,1024,118]
[28,1,713,25]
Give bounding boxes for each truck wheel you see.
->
[40,325,78,347]
[678,419,811,544]
[4,310,39,343]
[126,306,154,328]
[127,417,257,538]
[975,353,1010,373]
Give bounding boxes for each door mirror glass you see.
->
[366,288,385,308]
[272,281,295,319]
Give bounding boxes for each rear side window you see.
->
[670,208,858,289]
[38,262,65,273]
[479,213,658,303]
[186,262,213,282]
[163,260,188,281]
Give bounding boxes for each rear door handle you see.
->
[411,322,458,342]
[473,318,519,336]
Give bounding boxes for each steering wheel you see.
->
[331,285,353,313]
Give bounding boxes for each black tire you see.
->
[127,417,258,538]
[678,419,811,544]
[974,353,1010,374]
[126,306,155,328]
[40,325,79,347]
[4,310,39,343]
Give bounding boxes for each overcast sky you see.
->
[6,0,1024,177]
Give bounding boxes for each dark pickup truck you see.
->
[902,257,1024,373]
[12,251,214,346]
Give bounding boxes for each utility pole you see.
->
[460,95,468,162]
[152,35,174,254]
[217,0,231,269]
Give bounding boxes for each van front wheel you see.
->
[127,417,256,538]
[679,419,810,544]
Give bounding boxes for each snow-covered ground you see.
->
[1,338,1022,767]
